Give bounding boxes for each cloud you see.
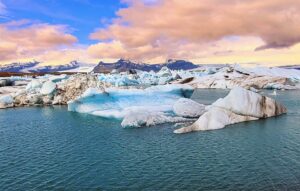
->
[88,0,300,62]
[0,20,77,64]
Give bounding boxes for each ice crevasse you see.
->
[68,84,195,127]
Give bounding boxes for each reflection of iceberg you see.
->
[68,85,194,127]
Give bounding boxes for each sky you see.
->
[0,0,300,66]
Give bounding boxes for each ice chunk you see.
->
[40,81,56,95]
[121,111,192,128]
[68,84,194,120]
[212,87,287,118]
[174,107,258,133]
[48,74,68,82]
[26,79,43,91]
[0,95,14,109]
[173,98,205,118]
[174,87,287,133]
[157,66,172,77]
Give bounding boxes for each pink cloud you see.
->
[0,20,77,62]
[89,0,300,61]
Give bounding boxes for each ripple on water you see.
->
[0,90,300,190]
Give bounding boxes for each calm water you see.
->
[1,89,300,190]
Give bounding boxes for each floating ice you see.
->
[174,87,287,133]
[68,84,194,127]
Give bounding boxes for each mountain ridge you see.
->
[92,59,199,73]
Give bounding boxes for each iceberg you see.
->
[174,87,287,133]
[211,87,287,118]
[68,84,194,127]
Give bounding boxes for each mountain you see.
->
[26,61,79,73]
[0,61,87,73]
[279,65,300,70]
[92,59,161,73]
[0,61,40,72]
[92,59,199,73]
[165,59,199,70]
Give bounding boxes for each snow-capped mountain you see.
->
[0,61,40,72]
[92,59,199,73]
[25,61,79,73]
[0,61,94,73]
[280,65,300,70]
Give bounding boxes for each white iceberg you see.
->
[174,107,258,133]
[174,87,287,133]
[211,87,286,118]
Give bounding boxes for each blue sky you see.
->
[1,0,125,44]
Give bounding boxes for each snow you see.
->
[60,66,94,73]
[236,66,300,80]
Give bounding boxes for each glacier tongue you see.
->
[68,85,195,126]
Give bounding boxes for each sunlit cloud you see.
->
[88,0,300,65]
[1,0,300,66]
[0,20,77,65]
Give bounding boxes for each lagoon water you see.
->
[1,89,300,190]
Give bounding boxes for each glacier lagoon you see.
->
[1,89,300,190]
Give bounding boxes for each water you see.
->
[1,89,300,190]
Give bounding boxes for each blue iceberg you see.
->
[68,84,194,127]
